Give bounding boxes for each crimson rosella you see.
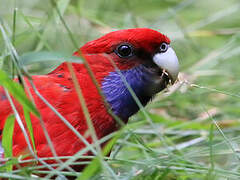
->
[0,28,179,169]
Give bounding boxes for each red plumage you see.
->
[0,28,178,171]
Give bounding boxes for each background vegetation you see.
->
[0,0,240,179]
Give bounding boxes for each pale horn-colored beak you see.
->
[153,46,179,83]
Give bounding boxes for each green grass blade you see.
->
[23,109,36,151]
[20,51,83,65]
[19,51,83,74]
[77,157,101,180]
[0,70,39,117]
[2,114,15,171]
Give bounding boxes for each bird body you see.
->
[0,28,179,168]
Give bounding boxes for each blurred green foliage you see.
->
[1,0,240,179]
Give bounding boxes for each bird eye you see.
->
[159,42,169,53]
[116,44,133,58]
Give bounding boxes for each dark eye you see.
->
[159,42,169,53]
[116,44,133,58]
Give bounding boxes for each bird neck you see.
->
[101,65,153,120]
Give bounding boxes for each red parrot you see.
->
[0,28,179,170]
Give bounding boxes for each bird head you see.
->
[79,28,179,120]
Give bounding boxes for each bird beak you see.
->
[153,47,179,83]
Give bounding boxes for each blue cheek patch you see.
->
[101,65,153,120]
